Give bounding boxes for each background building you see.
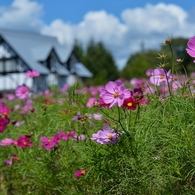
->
[0,29,92,93]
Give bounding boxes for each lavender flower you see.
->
[91,126,121,144]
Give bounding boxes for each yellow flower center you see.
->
[81,170,86,175]
[127,102,132,107]
[108,134,113,140]
[113,92,119,98]
[160,75,164,79]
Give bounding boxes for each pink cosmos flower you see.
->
[5,159,13,166]
[186,36,195,63]
[67,130,76,139]
[100,80,131,108]
[58,131,69,140]
[44,89,52,96]
[39,134,60,150]
[16,135,33,148]
[21,99,34,115]
[4,154,20,167]
[25,70,40,78]
[15,84,29,99]
[146,68,154,76]
[91,126,121,144]
[5,93,16,101]
[130,78,147,88]
[0,138,13,146]
[58,130,81,141]
[14,104,21,111]
[89,86,99,96]
[172,80,183,92]
[150,68,171,86]
[86,97,96,108]
[60,83,69,93]
[74,169,88,178]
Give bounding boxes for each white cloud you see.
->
[1,0,195,70]
[122,3,188,33]
[41,3,195,69]
[0,0,44,31]
[41,19,75,47]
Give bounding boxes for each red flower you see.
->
[122,97,138,110]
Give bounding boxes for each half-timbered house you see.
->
[0,29,92,93]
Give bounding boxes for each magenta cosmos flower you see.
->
[74,169,88,178]
[25,70,40,78]
[86,97,96,108]
[39,134,60,150]
[150,68,171,86]
[16,135,34,148]
[0,103,11,116]
[58,130,76,140]
[0,115,10,133]
[15,84,29,99]
[186,36,195,63]
[91,126,121,144]
[100,80,131,108]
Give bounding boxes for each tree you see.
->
[121,37,195,80]
[161,37,195,74]
[72,39,84,60]
[121,50,159,80]
[74,39,119,85]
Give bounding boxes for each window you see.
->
[5,59,17,72]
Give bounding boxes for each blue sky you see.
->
[1,0,195,24]
[40,0,195,24]
[0,0,195,69]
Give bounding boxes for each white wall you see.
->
[0,73,33,91]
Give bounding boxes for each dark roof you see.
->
[0,29,93,78]
[0,29,72,74]
[73,62,93,78]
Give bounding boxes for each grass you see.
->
[1,83,195,195]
